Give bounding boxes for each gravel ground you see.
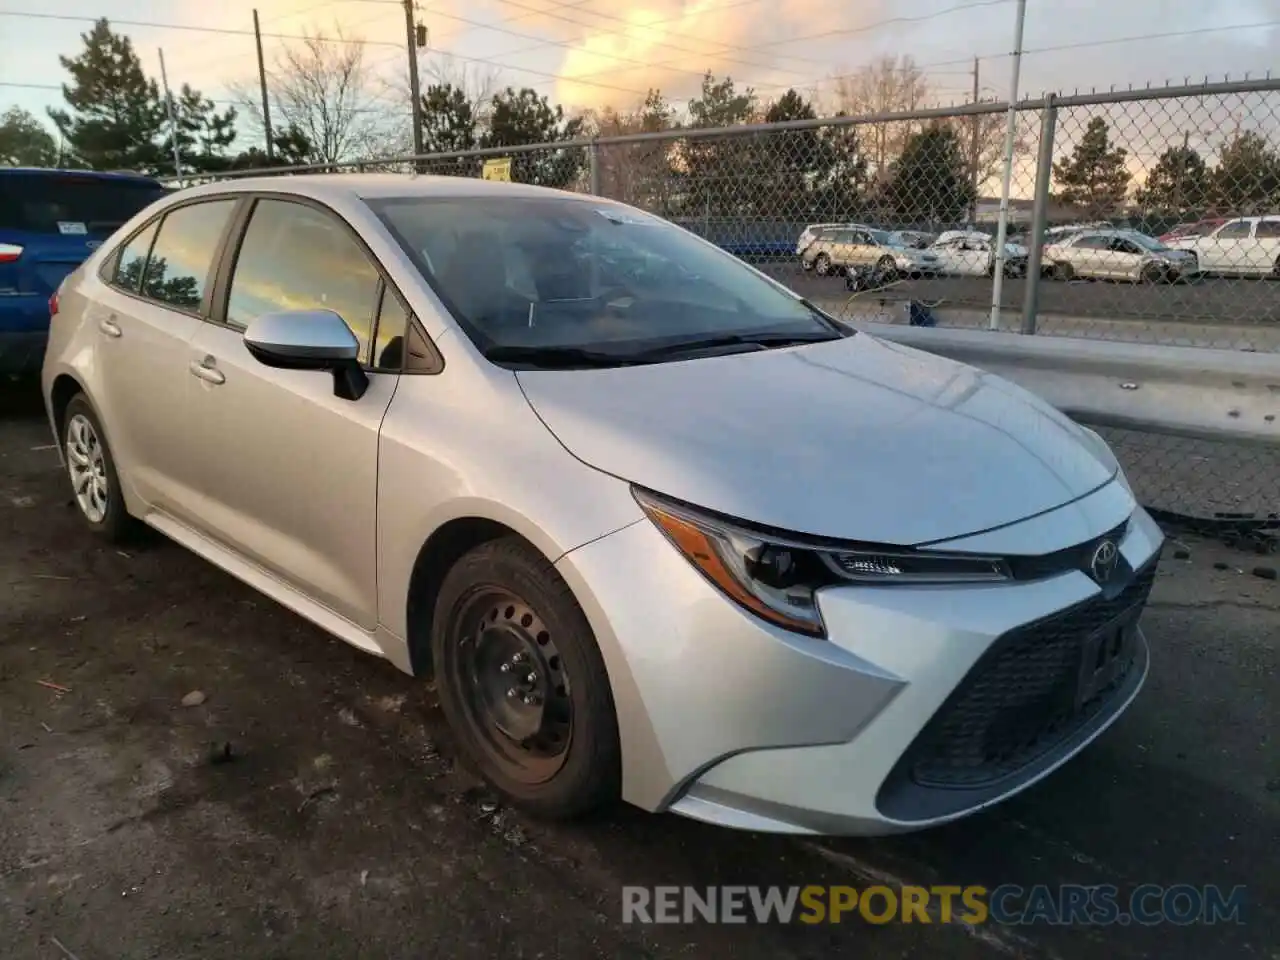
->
[1,383,1277,960]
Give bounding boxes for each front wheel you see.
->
[814,253,832,277]
[62,395,137,542]
[1053,261,1075,281]
[432,537,621,820]
[876,256,899,281]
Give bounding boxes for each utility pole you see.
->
[404,0,425,159]
[253,9,274,160]
[969,56,981,225]
[987,0,1028,331]
[158,48,182,177]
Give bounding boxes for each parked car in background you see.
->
[801,226,941,278]
[930,232,1029,277]
[795,223,875,257]
[888,230,935,250]
[1157,218,1227,243]
[42,173,1162,835]
[1164,216,1280,277]
[1043,229,1197,283]
[1,168,167,376]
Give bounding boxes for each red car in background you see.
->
[1158,218,1227,243]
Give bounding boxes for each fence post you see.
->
[588,138,601,196]
[1020,93,1057,335]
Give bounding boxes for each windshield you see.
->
[0,174,166,238]
[370,196,839,358]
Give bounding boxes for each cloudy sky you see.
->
[2,0,1278,126]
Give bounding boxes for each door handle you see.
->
[189,357,226,385]
[98,316,122,338]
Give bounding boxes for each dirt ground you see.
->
[1,382,1277,960]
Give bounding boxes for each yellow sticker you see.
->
[482,157,512,181]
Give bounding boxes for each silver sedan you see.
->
[42,175,1162,835]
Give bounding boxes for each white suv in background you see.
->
[1165,215,1280,277]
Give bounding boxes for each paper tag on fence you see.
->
[482,157,512,182]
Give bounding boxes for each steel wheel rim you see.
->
[449,588,573,785]
[66,413,108,523]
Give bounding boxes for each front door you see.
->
[181,197,400,630]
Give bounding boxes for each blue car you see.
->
[1,168,167,376]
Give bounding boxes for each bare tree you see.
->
[234,26,392,164]
[831,56,931,179]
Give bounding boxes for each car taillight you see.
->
[49,292,59,316]
[0,243,23,263]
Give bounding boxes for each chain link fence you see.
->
[168,79,1280,536]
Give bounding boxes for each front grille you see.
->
[906,557,1158,789]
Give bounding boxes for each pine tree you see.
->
[0,107,59,166]
[163,85,238,173]
[480,87,585,188]
[1053,117,1132,213]
[1135,144,1207,214]
[883,124,974,226]
[47,18,167,172]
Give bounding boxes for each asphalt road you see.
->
[763,264,1280,334]
[2,385,1278,960]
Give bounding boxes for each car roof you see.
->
[0,167,163,185]
[169,173,594,205]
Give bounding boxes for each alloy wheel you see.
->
[66,413,109,523]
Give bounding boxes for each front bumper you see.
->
[556,480,1163,835]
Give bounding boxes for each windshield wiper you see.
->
[483,345,647,369]
[628,330,843,360]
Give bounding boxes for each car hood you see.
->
[516,335,1117,545]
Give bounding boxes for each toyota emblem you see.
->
[1089,540,1119,584]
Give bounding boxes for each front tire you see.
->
[62,395,137,543]
[432,537,621,820]
[814,253,832,277]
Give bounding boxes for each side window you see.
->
[1075,235,1103,250]
[1216,221,1252,239]
[226,199,380,364]
[372,287,409,371]
[1254,220,1280,239]
[141,200,236,309]
[112,220,159,292]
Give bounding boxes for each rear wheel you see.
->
[61,395,137,543]
[1054,261,1075,281]
[876,256,898,281]
[432,537,621,819]
[1273,256,1280,279]
[814,253,832,276]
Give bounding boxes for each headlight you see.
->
[1078,425,1133,494]
[633,489,1010,638]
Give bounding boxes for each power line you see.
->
[1021,19,1280,59]
[0,10,403,47]
[0,8,652,98]
[537,0,1015,91]
[478,0,823,79]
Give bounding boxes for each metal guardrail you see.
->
[860,324,1280,528]
[862,324,1280,445]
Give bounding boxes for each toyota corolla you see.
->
[42,175,1163,835]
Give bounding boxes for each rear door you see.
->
[1249,218,1280,274]
[1200,219,1252,274]
[90,197,241,514]
[0,173,166,319]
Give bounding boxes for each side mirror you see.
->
[243,309,369,401]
